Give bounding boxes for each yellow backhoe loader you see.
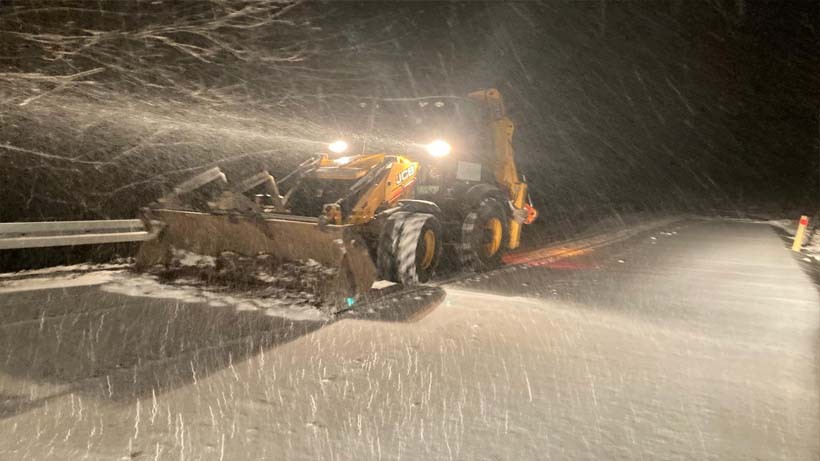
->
[133,88,537,305]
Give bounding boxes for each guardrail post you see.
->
[792,215,809,252]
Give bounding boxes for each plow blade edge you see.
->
[136,209,377,303]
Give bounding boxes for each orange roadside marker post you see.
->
[792,215,809,252]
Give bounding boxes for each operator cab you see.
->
[343,97,498,196]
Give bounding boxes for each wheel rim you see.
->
[420,229,436,270]
[483,218,503,256]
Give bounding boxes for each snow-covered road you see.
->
[1,219,818,459]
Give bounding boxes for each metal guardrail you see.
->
[0,219,161,250]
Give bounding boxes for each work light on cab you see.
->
[328,140,349,154]
[426,139,451,157]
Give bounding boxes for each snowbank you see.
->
[768,218,820,262]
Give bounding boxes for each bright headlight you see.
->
[328,140,349,154]
[426,139,451,157]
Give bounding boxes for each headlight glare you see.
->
[426,139,451,157]
[328,140,349,154]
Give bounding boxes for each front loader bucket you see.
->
[136,209,377,304]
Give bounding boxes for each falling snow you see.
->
[2,1,819,460]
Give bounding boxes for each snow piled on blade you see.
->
[170,248,216,268]
[129,248,341,317]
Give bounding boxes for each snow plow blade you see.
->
[135,209,377,304]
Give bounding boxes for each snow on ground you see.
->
[0,216,711,324]
[768,218,798,236]
[3,219,816,460]
[0,270,122,293]
[0,260,132,279]
[0,218,680,315]
[0,250,335,321]
[0,267,329,322]
[102,272,329,322]
[802,234,820,263]
[501,216,679,267]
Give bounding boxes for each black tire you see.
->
[377,212,442,284]
[459,197,509,271]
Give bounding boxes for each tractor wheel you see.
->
[377,212,442,284]
[459,197,508,271]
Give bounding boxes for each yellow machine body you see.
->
[136,89,534,305]
[313,154,419,225]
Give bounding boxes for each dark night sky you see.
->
[345,1,819,213]
[0,0,818,222]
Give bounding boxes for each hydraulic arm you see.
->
[467,89,533,249]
